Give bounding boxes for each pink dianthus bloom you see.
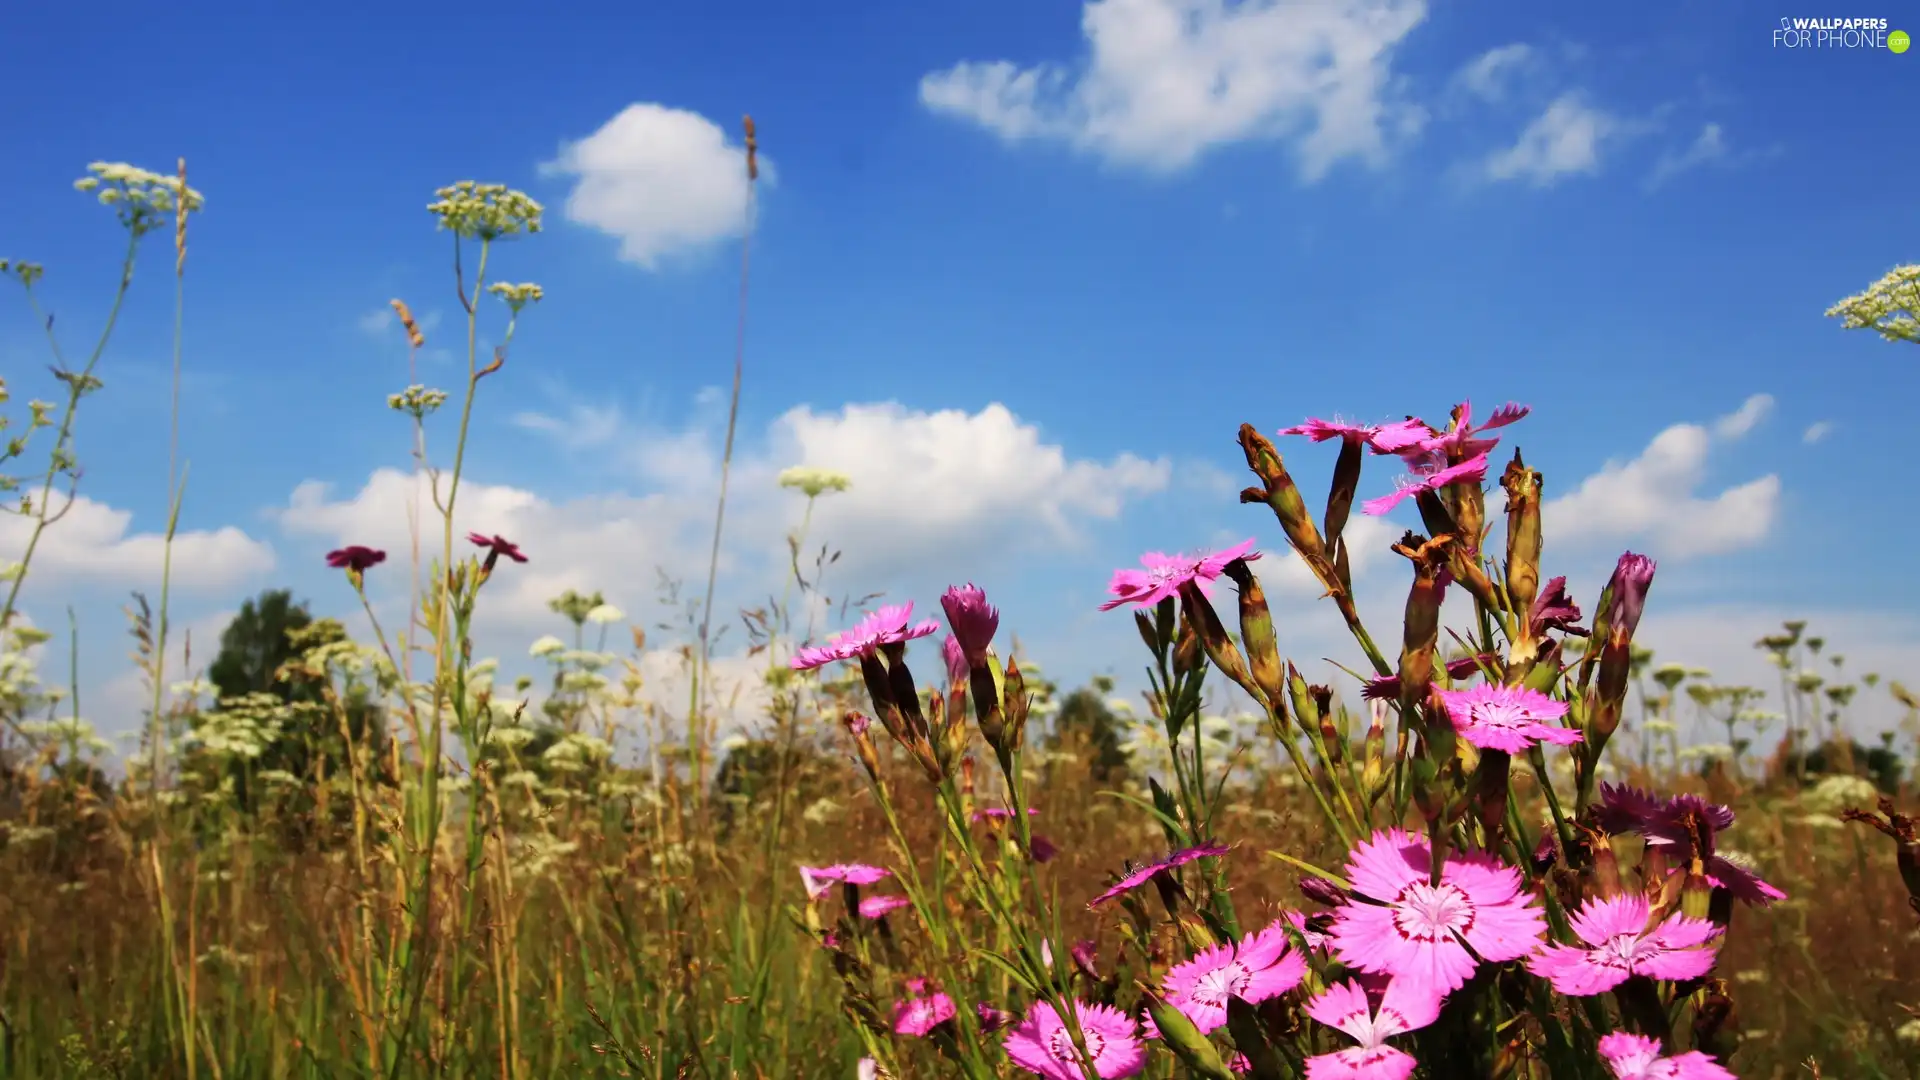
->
[942,635,969,686]
[1328,829,1546,997]
[1277,417,1381,446]
[1597,1032,1737,1080]
[858,894,913,919]
[1361,452,1490,516]
[789,602,940,671]
[798,862,893,900]
[1597,785,1787,906]
[893,988,957,1036]
[1161,919,1307,1034]
[1003,1000,1146,1080]
[1100,539,1259,611]
[1302,975,1443,1080]
[1435,683,1582,753]
[1372,400,1529,462]
[1527,894,1721,996]
[1088,843,1231,908]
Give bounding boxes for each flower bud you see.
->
[1001,659,1029,754]
[1501,450,1542,617]
[1299,876,1350,907]
[1221,558,1285,706]
[1180,582,1257,700]
[1140,985,1237,1080]
[1172,612,1202,679]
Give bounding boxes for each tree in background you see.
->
[1050,674,1129,783]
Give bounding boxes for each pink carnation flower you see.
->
[1100,539,1260,612]
[1527,894,1721,996]
[893,988,957,1036]
[858,894,913,919]
[1277,417,1382,446]
[798,862,892,900]
[1328,829,1546,997]
[1371,400,1529,463]
[789,602,940,671]
[1302,975,1443,1080]
[1003,1000,1146,1080]
[1435,683,1582,754]
[1597,1032,1737,1080]
[1161,919,1307,1034]
[1087,843,1231,908]
[1362,452,1491,516]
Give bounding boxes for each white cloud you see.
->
[1543,400,1781,560]
[276,400,1170,632]
[0,494,275,592]
[1802,420,1834,445]
[1252,514,1398,597]
[1482,94,1619,186]
[918,0,1430,177]
[1712,392,1773,440]
[540,103,764,269]
[1449,43,1534,104]
[1644,122,1728,190]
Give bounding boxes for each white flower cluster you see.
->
[73,162,204,236]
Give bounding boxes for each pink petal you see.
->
[1527,944,1632,997]
[1343,829,1427,902]
[1302,980,1373,1039]
[1373,975,1444,1036]
[1642,912,1722,954]
[1568,895,1651,948]
[1305,1046,1418,1080]
[1635,943,1719,984]
[1457,891,1548,965]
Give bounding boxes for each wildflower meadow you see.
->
[5,14,1920,1079]
[0,155,1916,1080]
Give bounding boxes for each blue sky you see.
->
[2,0,1915,751]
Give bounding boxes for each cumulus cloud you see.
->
[540,103,765,268]
[1712,392,1774,440]
[918,0,1430,177]
[276,400,1170,632]
[1449,43,1534,104]
[1482,94,1620,186]
[1802,420,1834,445]
[1543,397,1782,559]
[0,493,275,592]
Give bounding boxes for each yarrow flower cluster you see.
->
[73,161,204,236]
[387,384,448,419]
[428,181,543,240]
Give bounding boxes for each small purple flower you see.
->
[1604,552,1657,639]
[798,862,892,900]
[941,583,999,667]
[789,602,941,671]
[858,894,913,919]
[942,634,969,685]
[1160,920,1307,1034]
[1529,577,1585,638]
[1435,683,1582,754]
[1362,452,1491,517]
[1597,785,1785,906]
[893,987,956,1037]
[326,545,387,573]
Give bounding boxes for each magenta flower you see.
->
[1277,417,1381,446]
[1161,919,1307,1034]
[1362,453,1490,516]
[845,712,872,736]
[466,532,527,569]
[858,894,913,919]
[941,583,999,667]
[798,862,892,900]
[1596,785,1786,906]
[1373,400,1529,462]
[1435,683,1582,753]
[1088,843,1231,908]
[1597,1032,1737,1080]
[1529,577,1586,638]
[1003,1000,1146,1080]
[788,602,941,671]
[1030,834,1061,863]
[892,988,957,1036]
[1527,894,1721,996]
[1100,539,1260,612]
[1362,654,1493,701]
[1302,975,1443,1080]
[1604,552,1657,638]
[1328,829,1546,997]
[326,545,387,573]
[942,635,969,685]
[977,1002,1015,1033]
